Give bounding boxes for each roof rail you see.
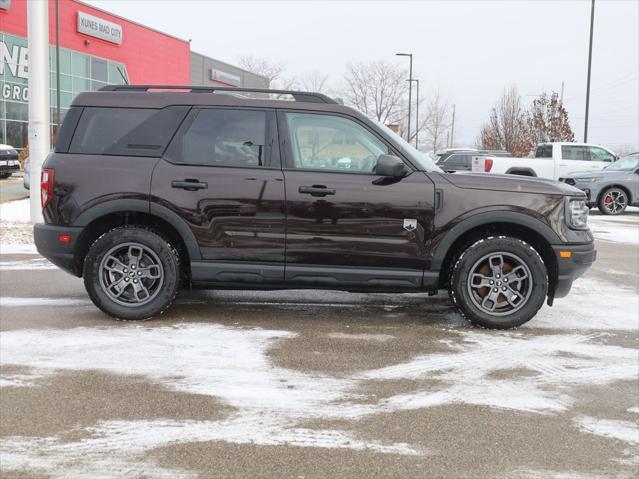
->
[98,85,337,104]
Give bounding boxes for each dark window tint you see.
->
[535,144,553,158]
[69,106,189,157]
[561,145,590,161]
[445,154,470,170]
[168,109,267,168]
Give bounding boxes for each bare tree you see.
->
[479,86,532,157]
[342,61,407,124]
[524,92,575,144]
[421,90,450,154]
[299,70,329,92]
[238,55,285,88]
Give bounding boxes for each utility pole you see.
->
[446,131,450,149]
[27,0,51,223]
[396,53,413,142]
[450,104,456,149]
[408,78,420,148]
[584,0,595,142]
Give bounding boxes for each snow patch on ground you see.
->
[575,416,639,445]
[0,258,56,270]
[0,198,30,223]
[589,215,639,245]
[529,277,639,331]
[0,324,637,478]
[0,297,92,307]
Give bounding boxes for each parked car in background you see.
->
[23,156,30,189]
[560,152,639,215]
[437,150,509,172]
[0,144,20,179]
[472,142,617,180]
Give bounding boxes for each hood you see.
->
[439,172,583,196]
[562,168,629,179]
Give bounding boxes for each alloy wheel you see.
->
[603,189,627,214]
[98,242,164,307]
[466,252,533,316]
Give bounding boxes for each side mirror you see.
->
[375,154,409,178]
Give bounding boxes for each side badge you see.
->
[403,219,417,231]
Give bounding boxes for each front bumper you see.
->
[34,223,84,276]
[552,242,597,299]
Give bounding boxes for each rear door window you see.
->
[535,145,553,158]
[561,145,590,161]
[166,108,269,168]
[69,106,190,157]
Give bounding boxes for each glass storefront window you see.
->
[1,32,128,150]
[91,58,108,82]
[72,52,89,77]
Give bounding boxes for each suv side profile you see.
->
[34,86,596,329]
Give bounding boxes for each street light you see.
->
[408,79,419,149]
[396,53,413,142]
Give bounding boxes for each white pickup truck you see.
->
[471,142,617,180]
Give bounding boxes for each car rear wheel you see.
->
[450,236,548,329]
[598,187,628,215]
[83,226,180,320]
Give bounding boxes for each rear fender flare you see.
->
[73,199,201,260]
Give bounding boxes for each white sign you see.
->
[210,69,241,87]
[77,11,123,45]
[0,41,29,101]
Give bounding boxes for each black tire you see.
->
[0,173,10,179]
[83,226,180,320]
[597,187,628,215]
[450,236,547,329]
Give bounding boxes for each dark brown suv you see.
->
[34,86,595,329]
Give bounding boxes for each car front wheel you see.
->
[598,187,628,215]
[450,236,548,329]
[83,226,180,320]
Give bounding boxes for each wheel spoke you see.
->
[488,255,504,276]
[131,281,150,302]
[481,289,500,312]
[138,265,162,279]
[470,273,492,289]
[108,277,130,298]
[504,286,525,307]
[104,255,127,274]
[127,245,144,267]
[504,265,528,283]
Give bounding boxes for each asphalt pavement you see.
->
[0,223,638,478]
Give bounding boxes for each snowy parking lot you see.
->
[1,199,638,478]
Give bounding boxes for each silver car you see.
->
[560,152,639,215]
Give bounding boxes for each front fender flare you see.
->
[430,210,561,270]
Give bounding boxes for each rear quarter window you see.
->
[535,145,553,158]
[69,106,190,157]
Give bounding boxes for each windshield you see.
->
[374,121,443,172]
[606,153,639,171]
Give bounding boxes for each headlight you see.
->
[565,198,589,229]
[576,177,598,183]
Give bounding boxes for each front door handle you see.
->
[299,185,336,197]
[172,179,208,191]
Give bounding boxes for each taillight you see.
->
[41,168,54,209]
[484,159,493,172]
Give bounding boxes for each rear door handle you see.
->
[171,179,208,191]
[299,185,336,197]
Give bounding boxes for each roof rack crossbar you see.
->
[99,85,337,104]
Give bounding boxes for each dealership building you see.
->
[0,0,267,151]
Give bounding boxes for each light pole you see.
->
[396,53,413,142]
[584,0,595,142]
[408,79,420,148]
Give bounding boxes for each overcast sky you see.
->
[87,0,638,152]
